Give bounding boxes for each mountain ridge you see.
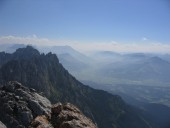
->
[0,46,152,128]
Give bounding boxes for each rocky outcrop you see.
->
[0,81,51,128]
[0,81,96,128]
[51,103,96,128]
[0,121,7,128]
[31,115,53,128]
[31,103,97,128]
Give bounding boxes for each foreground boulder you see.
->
[0,81,96,128]
[0,81,51,128]
[51,103,96,128]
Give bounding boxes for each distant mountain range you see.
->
[101,56,170,83]
[1,44,170,127]
[0,44,26,53]
[37,45,90,63]
[1,44,170,84]
[0,46,156,128]
[1,44,170,86]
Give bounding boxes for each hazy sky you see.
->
[0,0,170,53]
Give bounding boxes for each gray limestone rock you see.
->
[0,81,51,128]
[0,81,96,128]
[0,121,7,128]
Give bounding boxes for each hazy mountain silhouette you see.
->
[0,46,154,128]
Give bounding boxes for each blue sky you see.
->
[0,0,170,52]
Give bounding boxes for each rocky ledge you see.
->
[0,81,96,128]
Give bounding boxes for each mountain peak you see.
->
[148,56,169,64]
[13,45,40,59]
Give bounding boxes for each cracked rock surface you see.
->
[51,103,96,128]
[0,81,96,128]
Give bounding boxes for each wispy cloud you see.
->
[0,35,51,45]
[0,35,170,53]
[142,37,148,41]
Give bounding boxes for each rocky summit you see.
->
[0,81,96,128]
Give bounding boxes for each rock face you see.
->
[0,121,7,128]
[51,103,96,128]
[0,81,51,128]
[0,81,96,128]
[31,115,53,128]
